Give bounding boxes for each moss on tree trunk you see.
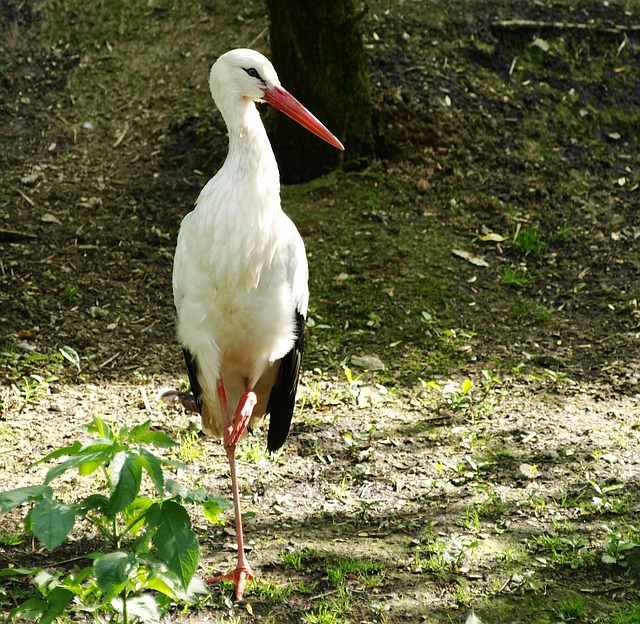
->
[265,0,374,183]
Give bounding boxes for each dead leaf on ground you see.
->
[452,248,490,267]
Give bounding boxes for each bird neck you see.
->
[222,99,280,189]
[193,98,282,290]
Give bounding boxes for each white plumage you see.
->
[165,48,343,599]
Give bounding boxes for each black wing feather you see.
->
[182,348,203,413]
[266,310,305,452]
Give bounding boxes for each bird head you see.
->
[209,48,344,151]
[210,48,279,104]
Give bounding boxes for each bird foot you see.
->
[158,389,200,414]
[224,391,257,449]
[204,564,254,600]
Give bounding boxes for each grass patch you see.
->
[513,224,551,258]
[502,265,536,287]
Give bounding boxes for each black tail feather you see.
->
[266,311,305,452]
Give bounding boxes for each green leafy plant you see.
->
[2,342,81,389]
[601,526,640,568]
[63,283,79,305]
[423,378,473,411]
[0,415,230,623]
[13,373,57,407]
[529,533,591,569]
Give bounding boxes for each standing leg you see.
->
[205,379,257,600]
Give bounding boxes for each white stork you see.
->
[162,48,344,600]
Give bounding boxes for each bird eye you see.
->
[244,67,262,80]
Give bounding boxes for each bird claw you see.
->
[204,565,254,600]
[158,389,200,414]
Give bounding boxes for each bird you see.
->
[161,48,344,600]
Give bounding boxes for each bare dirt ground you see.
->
[1,1,639,623]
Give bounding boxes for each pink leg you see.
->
[204,379,257,600]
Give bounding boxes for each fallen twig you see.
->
[491,19,640,35]
[0,228,37,242]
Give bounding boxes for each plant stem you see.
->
[122,590,128,624]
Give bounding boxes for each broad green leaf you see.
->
[78,460,101,476]
[461,378,473,394]
[202,499,230,525]
[39,587,74,624]
[146,568,207,602]
[181,486,208,503]
[33,568,57,590]
[94,551,137,599]
[107,452,142,516]
[128,420,178,446]
[30,441,83,467]
[59,345,80,369]
[74,493,109,518]
[143,430,179,449]
[122,496,155,537]
[138,448,165,496]
[81,415,114,440]
[151,501,199,590]
[44,451,115,485]
[145,573,183,600]
[157,456,191,472]
[164,480,230,510]
[164,479,188,499]
[32,498,75,551]
[0,485,52,514]
[8,597,47,620]
[116,593,169,623]
[0,567,40,577]
[76,441,119,455]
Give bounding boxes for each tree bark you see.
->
[265,0,374,183]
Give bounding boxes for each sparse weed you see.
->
[2,343,81,387]
[500,545,527,564]
[503,265,537,287]
[613,603,640,623]
[421,377,473,412]
[173,429,206,463]
[62,283,78,305]
[302,601,344,624]
[247,579,293,604]
[601,525,640,568]
[511,298,553,322]
[529,533,591,568]
[513,224,551,257]
[280,547,317,571]
[460,506,481,531]
[415,534,479,574]
[556,596,586,621]
[0,530,22,546]
[450,581,473,605]
[588,481,634,515]
[325,557,383,589]
[12,374,57,408]
[238,440,267,463]
[342,426,379,462]
[461,491,507,531]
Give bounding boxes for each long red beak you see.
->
[262,86,345,151]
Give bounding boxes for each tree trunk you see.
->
[265,0,374,183]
